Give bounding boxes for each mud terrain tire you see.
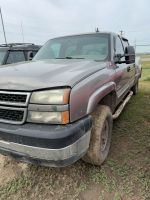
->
[82,105,113,165]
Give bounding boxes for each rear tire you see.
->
[131,80,138,95]
[82,105,113,165]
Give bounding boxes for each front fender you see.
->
[86,82,116,114]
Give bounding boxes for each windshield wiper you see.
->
[55,57,85,59]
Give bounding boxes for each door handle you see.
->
[127,66,131,72]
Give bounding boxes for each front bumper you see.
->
[0,115,92,167]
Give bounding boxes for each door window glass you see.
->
[6,51,25,64]
[122,40,129,50]
[115,37,125,61]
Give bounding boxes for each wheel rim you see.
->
[100,119,109,151]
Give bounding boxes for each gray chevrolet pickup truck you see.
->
[0,32,141,167]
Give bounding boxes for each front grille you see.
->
[0,91,30,106]
[0,108,24,122]
[0,91,30,124]
[0,93,27,103]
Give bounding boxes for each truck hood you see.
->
[0,59,108,91]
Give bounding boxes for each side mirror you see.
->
[115,54,124,63]
[124,46,135,64]
[27,51,34,61]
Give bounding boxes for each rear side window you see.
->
[6,51,25,64]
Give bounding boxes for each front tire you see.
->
[82,105,113,165]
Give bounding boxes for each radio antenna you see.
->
[0,7,7,45]
[21,21,25,43]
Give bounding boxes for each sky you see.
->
[0,0,150,53]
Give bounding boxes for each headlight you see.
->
[27,111,69,124]
[30,88,70,104]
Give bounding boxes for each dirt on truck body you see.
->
[0,32,141,167]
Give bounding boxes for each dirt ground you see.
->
[0,66,150,200]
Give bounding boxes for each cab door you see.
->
[121,39,136,88]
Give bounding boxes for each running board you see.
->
[113,91,133,119]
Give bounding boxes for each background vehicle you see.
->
[0,43,41,66]
[0,32,141,167]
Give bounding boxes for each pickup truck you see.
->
[0,32,141,167]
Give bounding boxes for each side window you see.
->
[51,43,61,58]
[115,37,125,61]
[6,51,25,64]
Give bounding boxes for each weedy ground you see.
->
[136,54,150,60]
[0,61,150,200]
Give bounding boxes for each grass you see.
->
[0,61,150,200]
[113,195,121,200]
[0,176,29,200]
[141,60,150,69]
[140,69,150,81]
[90,166,112,193]
[137,54,150,59]
[140,60,150,91]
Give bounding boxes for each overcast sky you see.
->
[0,0,150,53]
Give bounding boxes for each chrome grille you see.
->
[0,108,24,122]
[0,91,30,106]
[0,91,30,125]
[0,106,27,125]
[0,93,26,103]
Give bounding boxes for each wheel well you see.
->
[99,91,116,113]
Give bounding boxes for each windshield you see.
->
[0,51,6,65]
[33,34,110,61]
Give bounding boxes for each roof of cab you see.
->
[51,32,119,40]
